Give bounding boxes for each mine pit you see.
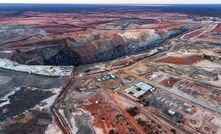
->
[11,45,84,66]
[10,28,185,67]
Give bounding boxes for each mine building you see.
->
[125,82,155,98]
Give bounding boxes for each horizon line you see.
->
[0,3,221,5]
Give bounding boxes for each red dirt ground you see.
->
[158,55,202,65]
[214,24,221,33]
[79,93,136,134]
[159,77,180,87]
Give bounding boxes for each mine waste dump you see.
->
[11,27,187,67]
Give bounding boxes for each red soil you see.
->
[158,55,202,65]
[159,77,180,87]
[79,93,135,134]
[214,24,221,33]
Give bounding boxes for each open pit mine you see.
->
[0,4,221,134]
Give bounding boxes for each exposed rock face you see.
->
[11,28,186,66]
[43,51,80,66]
